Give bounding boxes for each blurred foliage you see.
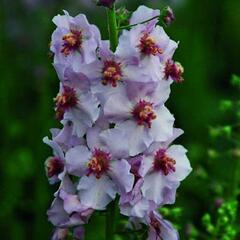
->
[1,0,240,239]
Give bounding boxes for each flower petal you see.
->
[77,175,117,210]
[166,145,192,182]
[65,145,91,176]
[149,105,174,142]
[109,159,134,193]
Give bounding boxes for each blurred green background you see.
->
[1,0,240,239]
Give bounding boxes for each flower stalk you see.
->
[105,200,117,240]
[106,5,118,51]
[106,4,118,240]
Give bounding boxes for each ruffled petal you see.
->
[116,120,153,156]
[109,159,134,193]
[149,105,174,142]
[100,128,129,158]
[77,175,117,210]
[166,145,192,182]
[65,145,91,176]
[130,5,160,26]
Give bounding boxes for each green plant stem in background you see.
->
[105,5,118,240]
[107,5,118,51]
[105,200,117,240]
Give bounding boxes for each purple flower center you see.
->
[102,60,122,87]
[153,149,176,175]
[138,33,163,56]
[54,86,78,120]
[87,149,111,179]
[132,100,157,128]
[164,59,184,83]
[61,30,82,56]
[45,156,64,178]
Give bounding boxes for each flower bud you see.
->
[162,6,175,26]
[96,0,116,8]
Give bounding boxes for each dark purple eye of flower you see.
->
[102,60,122,87]
[153,149,176,175]
[164,59,184,83]
[138,33,163,56]
[132,100,157,128]
[61,30,82,56]
[45,156,64,178]
[150,214,161,236]
[87,149,110,179]
[54,86,78,120]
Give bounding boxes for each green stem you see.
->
[117,15,160,30]
[105,200,116,240]
[105,4,118,240]
[107,5,118,51]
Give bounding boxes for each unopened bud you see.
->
[161,6,175,26]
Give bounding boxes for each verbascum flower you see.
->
[45,5,191,239]
[104,87,174,156]
[140,129,192,205]
[50,10,101,71]
[116,6,178,79]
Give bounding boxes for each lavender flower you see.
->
[65,127,134,210]
[116,6,178,79]
[47,176,93,228]
[54,83,100,137]
[43,136,66,184]
[140,129,192,205]
[104,87,174,156]
[50,10,101,71]
[44,5,191,239]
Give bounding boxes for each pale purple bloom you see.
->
[43,136,66,184]
[45,6,191,238]
[70,42,160,106]
[146,211,179,240]
[140,129,192,205]
[104,87,174,156]
[116,6,178,79]
[51,10,101,71]
[47,175,93,228]
[54,83,100,137]
[65,127,134,210]
[129,211,179,240]
[119,155,154,218]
